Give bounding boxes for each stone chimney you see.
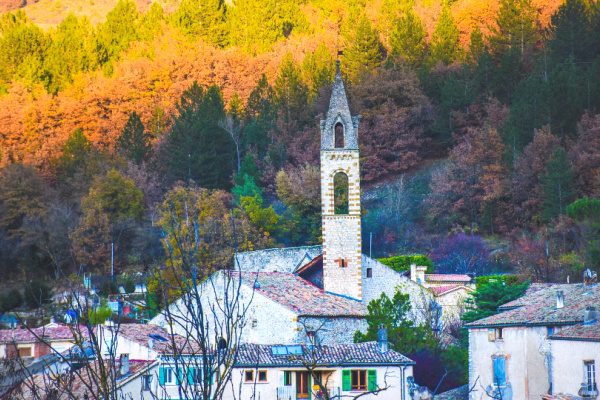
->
[584,306,598,325]
[556,290,564,309]
[584,269,598,286]
[378,325,388,353]
[410,263,417,282]
[120,354,130,375]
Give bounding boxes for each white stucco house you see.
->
[466,282,600,400]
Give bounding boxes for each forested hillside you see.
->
[0,0,599,288]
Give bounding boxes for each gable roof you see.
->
[235,342,413,367]
[467,283,600,328]
[425,274,472,283]
[550,321,600,342]
[429,285,473,296]
[237,272,367,317]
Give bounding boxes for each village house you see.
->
[0,321,83,359]
[466,281,600,400]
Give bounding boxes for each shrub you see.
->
[24,280,52,307]
[0,289,23,313]
[122,277,136,294]
[100,280,118,297]
[377,255,434,273]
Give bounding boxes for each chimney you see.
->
[50,316,56,324]
[120,354,130,375]
[378,325,388,353]
[556,291,564,309]
[584,306,598,325]
[410,263,417,282]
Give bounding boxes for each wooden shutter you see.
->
[493,357,506,386]
[342,370,351,391]
[367,370,377,391]
[159,367,165,385]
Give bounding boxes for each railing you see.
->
[277,386,295,400]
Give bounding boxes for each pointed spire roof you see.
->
[321,61,359,150]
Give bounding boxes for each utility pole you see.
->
[369,232,372,258]
[111,242,114,281]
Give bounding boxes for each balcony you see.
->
[579,382,599,398]
[277,386,341,400]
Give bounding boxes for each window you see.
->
[18,347,32,358]
[284,371,292,386]
[296,372,309,399]
[547,326,555,338]
[164,368,175,385]
[258,370,267,382]
[343,370,377,392]
[585,361,597,393]
[188,367,203,384]
[334,122,344,148]
[336,259,347,268]
[333,172,349,214]
[493,357,506,387]
[496,328,503,340]
[143,375,152,391]
[366,268,372,278]
[245,370,254,382]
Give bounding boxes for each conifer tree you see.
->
[118,111,152,165]
[467,26,485,64]
[342,16,385,81]
[274,53,308,124]
[378,0,413,47]
[430,2,461,65]
[171,0,228,47]
[245,75,276,156]
[548,0,591,64]
[301,43,335,101]
[56,128,90,177]
[488,0,538,60]
[540,148,577,221]
[389,9,427,69]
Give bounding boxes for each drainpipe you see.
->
[401,364,405,400]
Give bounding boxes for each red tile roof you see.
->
[467,283,600,327]
[429,285,463,295]
[112,323,199,354]
[425,274,472,283]
[550,322,600,342]
[236,272,367,317]
[0,323,87,344]
[235,342,413,366]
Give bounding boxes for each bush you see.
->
[377,255,434,273]
[0,289,23,313]
[100,280,118,297]
[475,274,519,287]
[88,305,112,325]
[24,280,52,307]
[122,277,136,294]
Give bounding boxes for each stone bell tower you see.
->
[320,61,362,300]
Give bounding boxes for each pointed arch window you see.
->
[334,122,345,148]
[334,172,349,214]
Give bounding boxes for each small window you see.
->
[493,357,506,387]
[334,172,349,214]
[245,370,254,382]
[143,375,152,391]
[18,347,32,358]
[496,328,503,340]
[351,370,367,391]
[585,361,597,392]
[547,326,554,338]
[258,370,267,382]
[337,259,347,268]
[366,268,372,278]
[284,371,292,386]
[164,368,175,385]
[334,122,344,148]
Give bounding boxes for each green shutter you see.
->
[342,370,351,391]
[159,367,165,385]
[187,367,194,385]
[367,370,377,391]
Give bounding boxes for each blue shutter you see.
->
[493,357,506,386]
[159,367,165,385]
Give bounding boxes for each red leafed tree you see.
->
[569,113,600,198]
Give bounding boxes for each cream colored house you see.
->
[466,282,600,400]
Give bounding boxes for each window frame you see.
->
[244,370,254,383]
[164,367,175,386]
[18,346,32,358]
[366,268,372,278]
[143,375,152,391]
[258,370,267,382]
[496,328,503,340]
[351,370,367,391]
[284,371,292,386]
[585,360,596,392]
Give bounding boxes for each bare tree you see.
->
[219,115,244,173]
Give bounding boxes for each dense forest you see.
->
[0,0,600,290]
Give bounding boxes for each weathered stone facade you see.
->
[234,245,322,273]
[321,62,363,301]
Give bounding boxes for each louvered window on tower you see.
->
[334,172,349,214]
[335,122,344,148]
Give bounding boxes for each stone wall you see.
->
[234,246,322,273]
[297,316,367,345]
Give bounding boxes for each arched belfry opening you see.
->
[333,172,349,214]
[334,122,345,148]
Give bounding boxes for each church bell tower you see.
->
[321,61,362,300]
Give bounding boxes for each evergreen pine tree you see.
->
[56,128,90,177]
[118,111,152,165]
[389,9,427,69]
[274,53,308,124]
[548,0,591,64]
[343,16,385,81]
[378,0,413,47]
[171,0,228,47]
[487,0,539,60]
[540,148,577,221]
[430,2,461,65]
[245,75,276,156]
[467,26,485,65]
[301,43,334,101]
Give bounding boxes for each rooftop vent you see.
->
[584,269,597,286]
[254,281,261,289]
[584,306,598,325]
[378,325,388,353]
[120,354,129,376]
[556,290,564,309]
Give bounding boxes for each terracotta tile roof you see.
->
[235,342,413,367]
[467,283,600,328]
[550,322,600,342]
[434,384,468,400]
[498,283,568,310]
[430,285,461,295]
[541,394,584,400]
[113,323,199,354]
[236,272,367,317]
[425,274,471,283]
[0,323,87,344]
[4,359,156,400]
